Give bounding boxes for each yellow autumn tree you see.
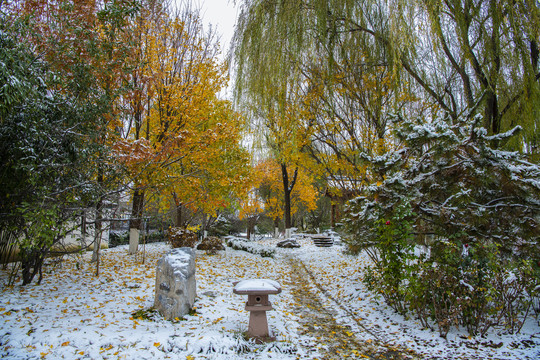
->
[238,174,264,240]
[255,158,318,236]
[115,3,251,241]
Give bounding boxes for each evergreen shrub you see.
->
[344,116,540,337]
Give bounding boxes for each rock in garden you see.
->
[276,239,301,248]
[196,236,225,251]
[154,247,196,320]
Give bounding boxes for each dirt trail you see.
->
[286,256,418,359]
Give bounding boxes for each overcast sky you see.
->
[173,0,240,59]
[199,0,239,54]
[172,0,241,98]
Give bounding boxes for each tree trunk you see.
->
[202,212,208,234]
[485,90,500,135]
[247,219,252,240]
[531,40,539,69]
[91,202,103,265]
[282,167,291,229]
[281,164,298,231]
[331,201,337,229]
[21,248,45,285]
[130,188,145,230]
[92,170,104,266]
[176,203,182,227]
[129,188,144,255]
[173,193,182,227]
[80,210,85,243]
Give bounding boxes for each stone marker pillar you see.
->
[285,228,292,239]
[154,247,196,320]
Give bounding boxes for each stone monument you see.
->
[154,247,196,320]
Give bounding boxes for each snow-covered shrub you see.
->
[168,228,198,248]
[405,239,505,337]
[207,215,233,237]
[196,236,225,252]
[225,236,275,258]
[344,115,540,337]
[346,116,539,254]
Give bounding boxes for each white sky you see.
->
[174,0,240,59]
[174,0,241,99]
[198,0,240,57]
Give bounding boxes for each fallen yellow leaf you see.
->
[212,317,224,324]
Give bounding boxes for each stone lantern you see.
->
[233,279,281,341]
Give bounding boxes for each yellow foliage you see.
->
[238,190,264,220]
[253,159,318,220]
[114,9,252,217]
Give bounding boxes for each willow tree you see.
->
[232,1,326,233]
[393,0,540,147]
[233,1,405,228]
[304,0,540,142]
[233,1,540,166]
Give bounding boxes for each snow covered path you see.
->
[285,255,416,359]
[0,239,538,359]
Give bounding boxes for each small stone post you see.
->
[129,228,139,254]
[233,279,281,342]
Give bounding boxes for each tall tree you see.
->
[233,3,318,231]
[390,0,540,142]
[232,0,405,204]
[116,2,251,241]
[0,0,139,283]
[255,158,318,232]
[233,1,540,187]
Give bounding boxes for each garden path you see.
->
[285,254,418,359]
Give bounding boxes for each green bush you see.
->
[352,202,538,337]
[362,202,415,315]
[145,231,165,244]
[109,231,129,247]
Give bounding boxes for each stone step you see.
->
[312,236,334,247]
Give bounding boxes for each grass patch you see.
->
[131,308,160,321]
[131,307,199,323]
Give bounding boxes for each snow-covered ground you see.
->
[290,242,540,359]
[0,238,538,359]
